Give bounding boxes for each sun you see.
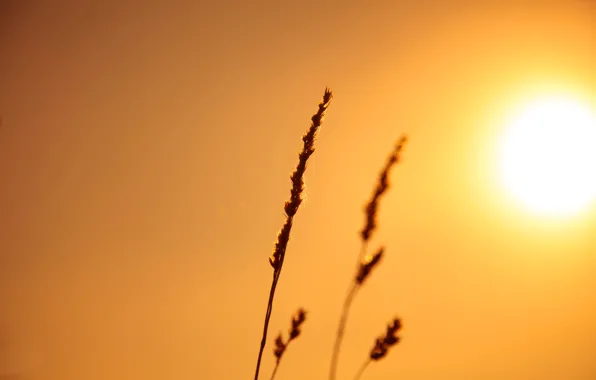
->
[499,95,596,217]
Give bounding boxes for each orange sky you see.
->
[1,1,595,380]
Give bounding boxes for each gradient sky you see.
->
[1,1,595,380]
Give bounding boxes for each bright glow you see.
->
[499,95,596,217]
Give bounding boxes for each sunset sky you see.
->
[1,1,595,379]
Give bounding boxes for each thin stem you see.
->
[329,243,368,380]
[269,361,281,380]
[329,283,358,380]
[352,359,371,380]
[254,241,289,380]
[269,340,290,380]
[355,242,369,271]
[329,281,361,376]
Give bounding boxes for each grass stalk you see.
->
[329,136,406,380]
[352,359,371,380]
[253,89,332,380]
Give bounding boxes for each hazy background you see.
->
[1,1,595,379]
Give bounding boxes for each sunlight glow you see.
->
[499,95,596,217]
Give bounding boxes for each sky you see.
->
[0,1,595,379]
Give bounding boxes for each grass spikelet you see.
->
[353,318,402,380]
[370,318,401,361]
[270,308,308,380]
[355,247,384,285]
[360,135,407,244]
[254,88,332,380]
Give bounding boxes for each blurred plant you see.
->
[329,135,406,380]
[353,318,402,380]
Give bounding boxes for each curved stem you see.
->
[355,242,368,271]
[329,282,359,380]
[254,241,288,380]
[329,243,368,380]
[269,361,281,380]
[352,359,371,380]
